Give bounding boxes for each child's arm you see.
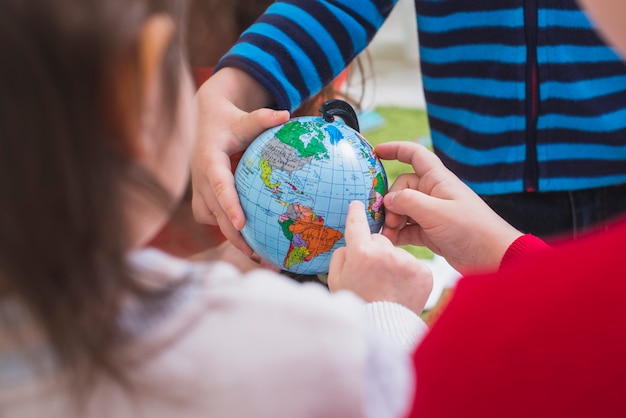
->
[499,234,552,270]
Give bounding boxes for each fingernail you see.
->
[384,192,395,207]
[233,217,245,231]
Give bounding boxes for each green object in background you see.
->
[401,244,435,260]
[364,106,432,186]
[363,106,434,260]
[364,106,430,144]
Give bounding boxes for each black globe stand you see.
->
[280,270,329,288]
[320,99,360,132]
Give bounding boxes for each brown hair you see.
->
[0,0,186,391]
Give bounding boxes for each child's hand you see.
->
[375,141,523,274]
[328,201,433,315]
[191,68,290,257]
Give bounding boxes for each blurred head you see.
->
[578,0,626,58]
[0,0,193,390]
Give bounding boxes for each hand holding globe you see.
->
[234,100,388,275]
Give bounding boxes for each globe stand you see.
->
[280,270,329,288]
[320,99,360,132]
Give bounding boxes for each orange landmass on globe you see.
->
[283,205,342,269]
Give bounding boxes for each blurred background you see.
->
[346,0,424,109]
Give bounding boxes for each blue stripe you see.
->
[464,179,524,195]
[542,75,626,100]
[321,2,371,55]
[226,43,303,107]
[462,175,626,195]
[420,44,525,64]
[539,45,622,64]
[262,6,345,76]
[422,75,524,99]
[330,0,389,30]
[540,174,626,191]
[537,143,626,161]
[241,28,316,94]
[433,130,525,164]
[539,9,593,29]
[417,9,524,33]
[428,104,525,134]
[539,108,626,131]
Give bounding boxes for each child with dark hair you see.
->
[0,0,432,416]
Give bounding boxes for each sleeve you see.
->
[214,0,399,111]
[359,299,428,418]
[364,301,428,348]
[363,321,416,418]
[233,276,423,418]
[315,290,423,418]
[499,234,551,270]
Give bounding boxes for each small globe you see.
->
[234,111,387,275]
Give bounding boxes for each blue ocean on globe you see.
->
[234,115,388,275]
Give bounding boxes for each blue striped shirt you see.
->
[216,0,626,194]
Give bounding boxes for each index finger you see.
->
[375,141,445,178]
[343,200,371,246]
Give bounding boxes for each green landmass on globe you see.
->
[235,115,387,275]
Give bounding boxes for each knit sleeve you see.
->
[364,301,428,349]
[214,0,398,111]
[499,234,551,270]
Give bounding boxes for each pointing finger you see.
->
[344,200,371,246]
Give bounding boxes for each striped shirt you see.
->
[216,0,626,195]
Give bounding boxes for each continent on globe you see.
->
[234,109,388,276]
[275,120,329,160]
[261,137,314,177]
[279,203,343,270]
[368,169,387,220]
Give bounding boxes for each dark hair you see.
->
[0,0,186,391]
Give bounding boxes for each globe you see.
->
[234,103,388,275]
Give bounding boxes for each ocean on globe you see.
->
[234,114,388,275]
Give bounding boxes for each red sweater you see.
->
[408,217,626,417]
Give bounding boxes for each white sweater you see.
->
[0,248,427,417]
